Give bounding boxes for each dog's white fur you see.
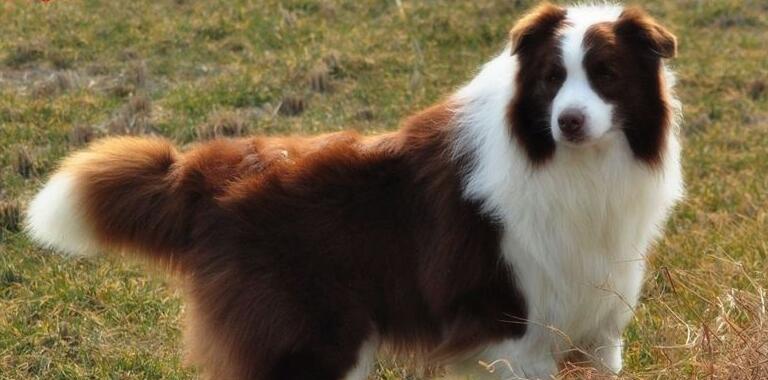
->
[343,338,379,380]
[451,4,683,379]
[25,173,98,256]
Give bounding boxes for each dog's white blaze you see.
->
[551,5,622,143]
[453,4,683,378]
[25,173,98,256]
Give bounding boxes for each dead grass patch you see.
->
[278,95,307,116]
[13,147,37,179]
[308,64,333,93]
[3,41,45,68]
[196,109,251,140]
[0,199,22,233]
[108,61,149,97]
[31,71,78,98]
[68,124,98,147]
[105,94,154,135]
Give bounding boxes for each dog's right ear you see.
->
[510,3,567,55]
[614,7,677,59]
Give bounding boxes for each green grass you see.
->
[1,0,767,378]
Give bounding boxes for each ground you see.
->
[1,0,767,379]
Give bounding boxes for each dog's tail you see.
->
[25,136,239,268]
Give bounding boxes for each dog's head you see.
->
[508,3,677,166]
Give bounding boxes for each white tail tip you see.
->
[25,173,98,256]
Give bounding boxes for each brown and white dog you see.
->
[26,3,683,379]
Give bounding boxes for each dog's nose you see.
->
[557,109,586,137]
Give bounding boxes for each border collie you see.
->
[26,3,683,379]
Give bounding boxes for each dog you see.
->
[26,3,683,379]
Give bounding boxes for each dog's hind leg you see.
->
[184,295,378,380]
[268,335,379,380]
[342,338,379,380]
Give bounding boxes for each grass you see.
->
[1,0,767,378]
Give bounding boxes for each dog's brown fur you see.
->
[55,102,527,379]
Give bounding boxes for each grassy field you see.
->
[1,0,767,379]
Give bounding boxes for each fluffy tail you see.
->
[25,136,238,266]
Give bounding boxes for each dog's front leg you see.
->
[444,336,558,380]
[584,332,623,375]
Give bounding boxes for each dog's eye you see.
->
[546,69,565,84]
[593,63,618,81]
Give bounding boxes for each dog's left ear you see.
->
[614,7,677,59]
[510,3,567,55]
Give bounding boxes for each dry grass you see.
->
[104,94,154,136]
[12,148,37,179]
[68,124,98,147]
[195,109,251,140]
[0,200,22,234]
[308,63,334,93]
[30,70,77,98]
[0,0,766,379]
[3,41,45,68]
[278,94,307,116]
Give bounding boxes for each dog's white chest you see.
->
[499,139,683,346]
[450,139,683,380]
